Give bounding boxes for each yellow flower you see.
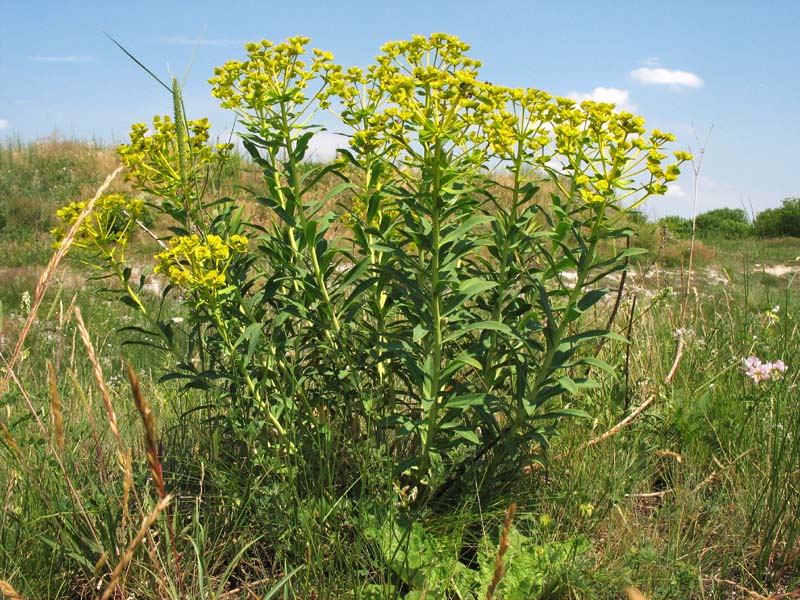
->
[229,234,249,253]
[52,194,143,252]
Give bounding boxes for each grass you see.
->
[0,139,799,599]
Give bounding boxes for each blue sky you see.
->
[1,0,798,218]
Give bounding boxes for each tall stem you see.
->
[420,143,444,475]
[280,104,341,334]
[485,140,525,390]
[683,124,713,320]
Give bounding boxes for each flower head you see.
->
[154,234,250,297]
[743,356,788,383]
[52,193,144,254]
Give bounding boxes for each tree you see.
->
[754,197,800,237]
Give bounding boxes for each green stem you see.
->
[280,103,341,334]
[420,143,444,475]
[485,140,525,390]
[210,310,285,437]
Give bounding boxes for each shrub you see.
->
[660,238,715,267]
[754,197,800,237]
[695,207,752,239]
[659,215,692,238]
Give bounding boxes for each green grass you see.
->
[0,139,798,599]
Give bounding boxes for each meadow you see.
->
[1,34,799,600]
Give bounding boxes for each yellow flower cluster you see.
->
[52,193,144,251]
[326,33,496,159]
[484,87,555,161]
[154,234,249,296]
[208,33,692,211]
[209,36,334,125]
[117,115,233,200]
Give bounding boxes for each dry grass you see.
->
[486,501,517,600]
[98,495,173,600]
[0,579,24,599]
[0,166,123,401]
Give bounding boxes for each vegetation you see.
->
[754,197,800,238]
[659,199,800,243]
[694,208,752,239]
[1,34,799,599]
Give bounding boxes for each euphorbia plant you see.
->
[60,33,689,504]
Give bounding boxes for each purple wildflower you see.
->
[743,356,788,383]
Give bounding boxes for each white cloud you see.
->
[151,36,244,48]
[665,184,686,198]
[567,87,635,111]
[630,67,703,89]
[27,55,97,63]
[0,119,8,130]
[307,132,347,162]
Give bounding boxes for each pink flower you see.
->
[743,356,788,383]
[770,360,787,379]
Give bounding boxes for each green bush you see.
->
[658,215,692,238]
[754,197,800,237]
[695,207,752,239]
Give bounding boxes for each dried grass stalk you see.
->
[0,419,21,460]
[74,307,122,449]
[624,586,650,600]
[67,368,108,483]
[47,361,65,453]
[0,167,123,400]
[98,495,172,600]
[126,364,166,500]
[120,449,134,531]
[0,167,122,461]
[0,579,24,599]
[486,501,517,600]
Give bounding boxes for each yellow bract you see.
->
[52,193,143,253]
[154,234,249,296]
[117,116,233,202]
[204,33,692,212]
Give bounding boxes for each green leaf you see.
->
[442,279,499,317]
[531,408,591,420]
[443,393,491,410]
[559,329,625,349]
[448,426,480,445]
[617,247,648,259]
[565,356,617,376]
[443,320,510,344]
[441,215,494,246]
[119,294,140,309]
[459,277,498,297]
[576,288,608,313]
[557,376,579,394]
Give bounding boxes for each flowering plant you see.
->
[61,34,689,503]
[743,356,787,383]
